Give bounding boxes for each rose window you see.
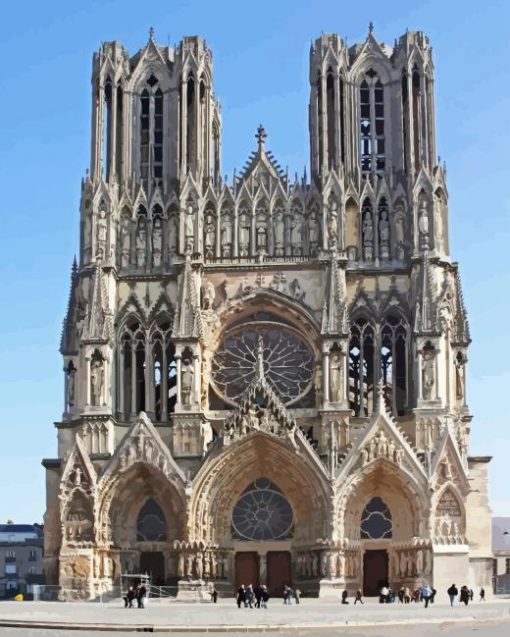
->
[211,322,315,405]
[232,479,294,541]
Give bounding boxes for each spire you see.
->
[415,254,436,333]
[321,251,347,335]
[60,258,80,354]
[173,255,199,338]
[368,21,375,36]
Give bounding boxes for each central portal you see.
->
[363,549,389,596]
[140,551,165,585]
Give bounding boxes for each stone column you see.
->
[259,552,267,584]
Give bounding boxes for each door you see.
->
[140,551,165,585]
[363,549,388,596]
[266,551,292,597]
[235,552,259,590]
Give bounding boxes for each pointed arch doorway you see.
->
[360,497,392,596]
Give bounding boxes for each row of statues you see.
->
[390,548,432,579]
[296,550,360,579]
[177,550,228,580]
[361,431,405,466]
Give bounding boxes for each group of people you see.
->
[123,583,147,609]
[236,584,270,608]
[447,584,485,606]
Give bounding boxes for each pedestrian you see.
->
[397,586,405,603]
[254,585,262,608]
[460,585,470,606]
[379,585,389,603]
[469,588,474,602]
[236,584,246,609]
[430,587,437,604]
[137,583,147,609]
[403,587,411,604]
[354,589,364,605]
[124,586,135,608]
[447,583,458,607]
[210,587,218,604]
[283,585,293,605]
[294,588,301,605]
[421,583,433,608]
[479,587,486,602]
[260,585,269,609]
[341,590,349,604]
[245,584,254,608]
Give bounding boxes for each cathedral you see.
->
[43,26,493,599]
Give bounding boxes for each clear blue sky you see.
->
[0,0,509,523]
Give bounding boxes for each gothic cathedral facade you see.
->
[43,28,493,599]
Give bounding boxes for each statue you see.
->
[290,214,304,255]
[363,211,374,260]
[361,446,369,465]
[202,281,216,309]
[96,209,108,259]
[120,217,131,267]
[379,209,390,259]
[422,347,435,400]
[185,553,194,578]
[418,199,430,248]
[90,357,104,406]
[416,549,423,575]
[273,211,285,255]
[455,356,465,401]
[387,438,396,462]
[136,220,146,267]
[327,551,337,578]
[168,215,178,257]
[239,214,250,256]
[181,358,194,406]
[311,552,318,577]
[177,553,185,577]
[195,552,204,580]
[329,353,343,403]
[308,213,319,255]
[152,217,163,267]
[66,364,76,408]
[327,211,338,248]
[184,203,195,253]
[204,213,216,258]
[320,551,327,578]
[220,215,233,257]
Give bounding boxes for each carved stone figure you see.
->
[422,347,436,400]
[239,214,250,256]
[96,209,108,259]
[418,199,430,249]
[66,364,76,408]
[290,214,304,255]
[195,552,204,580]
[204,213,216,258]
[220,215,233,257]
[329,353,343,403]
[202,281,216,309]
[120,217,131,267]
[308,213,319,255]
[152,217,163,267]
[168,215,178,256]
[136,221,146,267]
[327,211,338,248]
[90,357,104,406]
[273,212,285,255]
[181,358,194,406]
[362,211,374,260]
[185,203,195,253]
[379,209,390,259]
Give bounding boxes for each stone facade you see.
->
[43,26,493,599]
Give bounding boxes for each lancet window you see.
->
[359,71,385,173]
[102,78,112,181]
[139,76,164,194]
[137,499,167,542]
[349,313,409,417]
[118,314,176,421]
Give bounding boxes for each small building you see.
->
[0,522,45,598]
[493,517,510,593]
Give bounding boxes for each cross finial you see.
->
[149,26,155,42]
[368,21,374,35]
[256,124,267,151]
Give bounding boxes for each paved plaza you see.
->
[0,597,508,633]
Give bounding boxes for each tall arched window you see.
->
[139,76,164,194]
[401,71,409,173]
[119,317,145,419]
[381,313,408,415]
[102,78,112,181]
[359,71,385,173]
[116,84,123,182]
[349,317,375,416]
[186,75,195,172]
[326,69,336,168]
[412,68,421,170]
[151,317,177,421]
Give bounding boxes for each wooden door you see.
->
[363,549,388,596]
[235,552,259,590]
[140,551,165,585]
[266,551,292,598]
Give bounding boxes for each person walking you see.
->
[421,583,433,608]
[294,588,301,604]
[260,585,269,609]
[479,587,486,601]
[245,584,254,608]
[354,589,364,605]
[447,584,458,607]
[124,586,135,608]
[341,590,349,604]
[236,584,246,609]
[210,586,218,604]
[136,584,147,609]
[379,585,389,603]
[460,585,470,606]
